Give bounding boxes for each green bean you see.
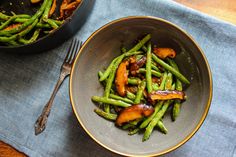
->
[126,34,151,54]
[139,68,162,77]
[172,100,181,121]
[122,123,136,130]
[134,80,146,104]
[94,109,117,121]
[92,96,131,108]
[0,15,28,30]
[128,128,140,135]
[42,0,53,19]
[18,29,41,44]
[45,18,58,29]
[0,0,48,36]
[109,94,134,104]
[125,51,143,57]
[99,57,118,81]
[158,72,167,90]
[167,58,183,121]
[167,58,183,91]
[104,55,124,112]
[140,101,164,128]
[142,75,175,141]
[142,100,173,141]
[0,19,38,42]
[122,119,140,130]
[165,73,173,90]
[121,47,127,53]
[136,55,143,61]
[152,83,159,91]
[6,40,19,46]
[15,18,61,28]
[142,45,147,52]
[151,64,160,72]
[152,54,190,84]
[103,50,145,112]
[146,42,152,93]
[0,13,30,20]
[98,71,104,78]
[157,120,168,134]
[126,91,136,100]
[128,77,141,85]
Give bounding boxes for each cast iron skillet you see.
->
[0,0,95,53]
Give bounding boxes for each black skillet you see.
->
[0,0,95,53]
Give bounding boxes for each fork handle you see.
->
[34,74,67,135]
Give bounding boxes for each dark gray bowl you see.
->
[70,16,212,156]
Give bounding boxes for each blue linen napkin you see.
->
[0,0,236,156]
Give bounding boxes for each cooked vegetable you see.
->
[167,58,183,121]
[138,68,162,77]
[134,80,146,104]
[116,104,154,126]
[140,101,164,128]
[0,0,79,46]
[0,0,48,36]
[128,77,141,85]
[130,56,146,76]
[152,54,190,84]
[59,0,82,19]
[148,90,185,101]
[92,96,131,108]
[94,109,117,121]
[109,94,134,104]
[0,19,39,42]
[115,60,129,97]
[146,42,152,93]
[49,0,57,16]
[157,120,168,134]
[31,0,42,4]
[153,48,176,59]
[91,34,190,141]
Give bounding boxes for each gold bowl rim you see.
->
[69,16,213,157]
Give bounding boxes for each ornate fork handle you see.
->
[34,73,67,135]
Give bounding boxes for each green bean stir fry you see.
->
[0,0,64,46]
[92,34,190,141]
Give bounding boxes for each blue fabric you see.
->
[1,0,236,156]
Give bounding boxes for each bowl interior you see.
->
[70,17,211,156]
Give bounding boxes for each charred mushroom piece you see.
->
[148,90,185,101]
[153,48,176,59]
[59,0,81,19]
[130,56,147,76]
[31,0,42,4]
[116,104,154,126]
[126,86,138,94]
[115,61,129,96]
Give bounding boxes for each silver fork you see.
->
[34,38,82,135]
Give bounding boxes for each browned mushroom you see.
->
[153,48,176,59]
[130,56,146,76]
[148,90,185,101]
[115,60,129,96]
[116,104,154,126]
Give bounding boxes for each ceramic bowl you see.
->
[70,16,212,156]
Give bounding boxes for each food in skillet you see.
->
[91,34,190,141]
[0,0,81,46]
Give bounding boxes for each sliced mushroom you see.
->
[116,104,154,126]
[31,0,42,4]
[130,56,146,76]
[153,48,176,59]
[115,61,129,97]
[148,90,185,101]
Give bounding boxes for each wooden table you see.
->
[1,0,235,156]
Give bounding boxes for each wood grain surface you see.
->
[0,0,235,156]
